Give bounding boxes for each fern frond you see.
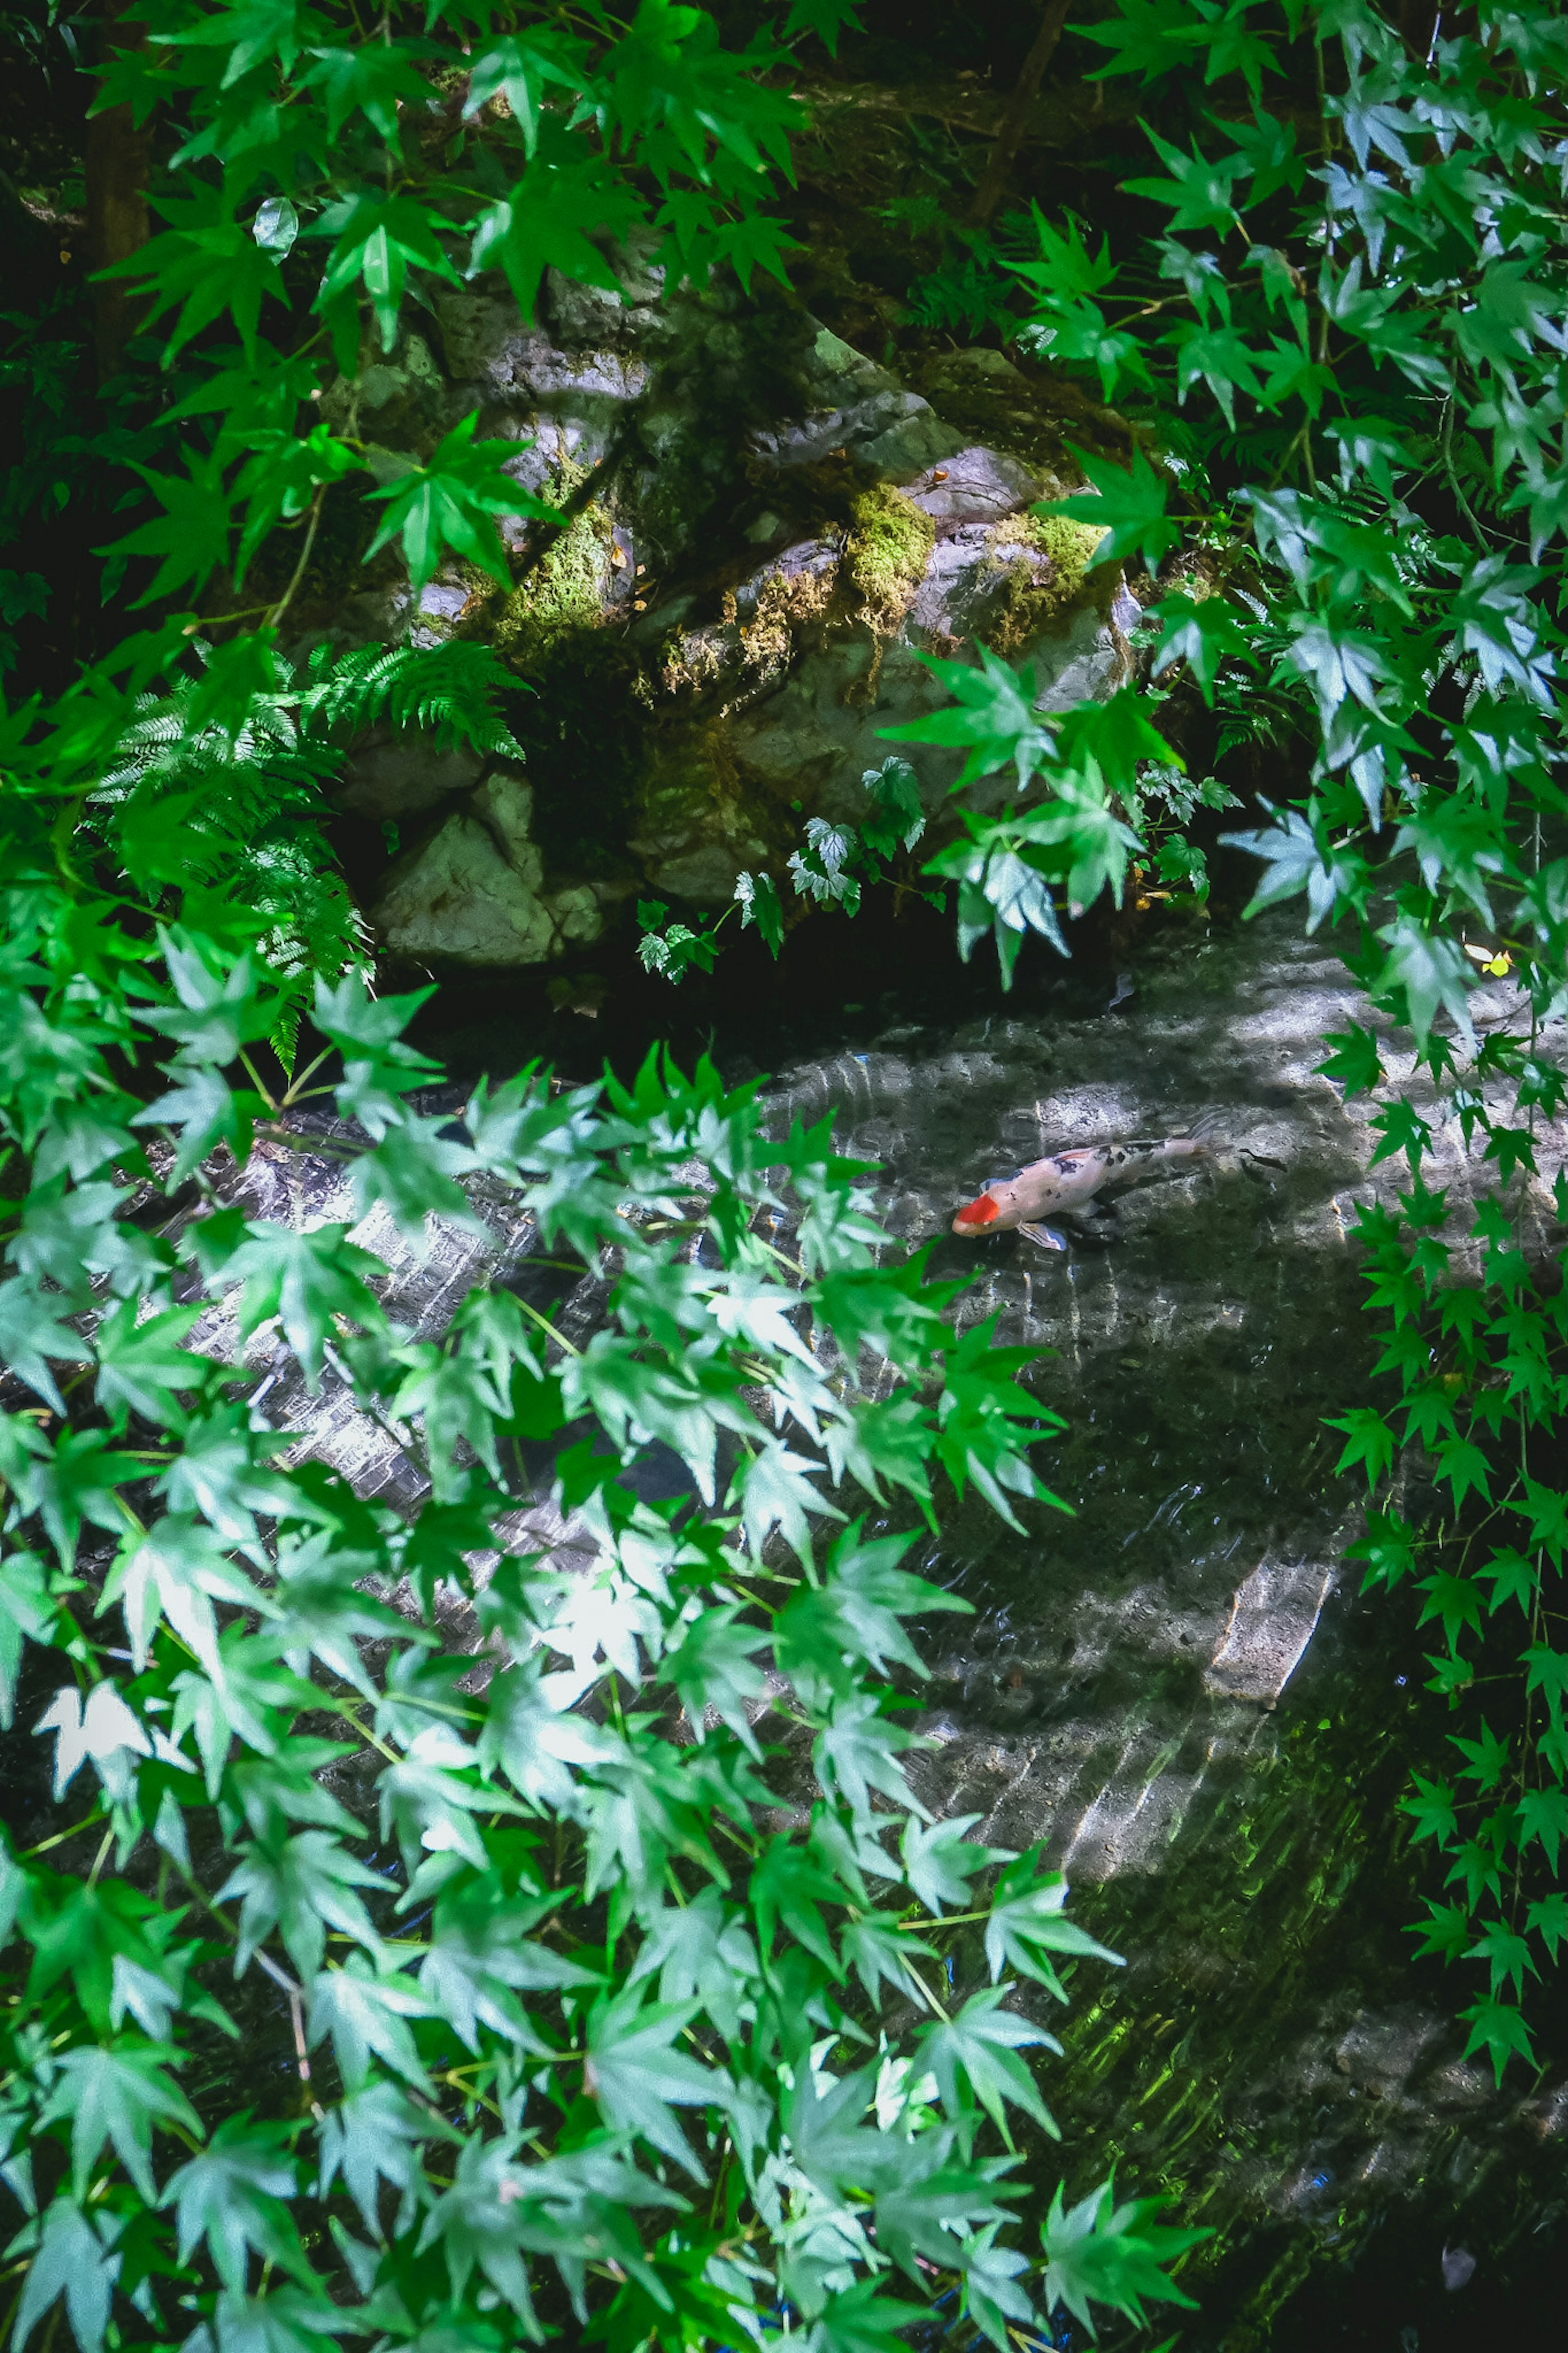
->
[298,639,522,755]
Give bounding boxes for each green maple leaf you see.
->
[219,1220,389,1388]
[777,1525,967,1709]
[926,820,1066,987]
[162,2114,312,2293]
[583,1989,723,2177]
[1054,686,1176,799]
[1144,587,1254,701]
[465,29,587,153]
[1345,1511,1418,1592]
[1401,1771,1459,1847]
[1508,1479,1568,1563]
[100,182,287,359]
[1448,1718,1511,1794]
[1316,1021,1384,1095]
[749,1837,845,1974]
[132,1063,266,1186]
[228,1743,361,1843]
[732,1430,840,1559]
[1405,1897,1471,1965]
[1457,1993,1536,2083]
[933,1313,1062,1527]
[1170,319,1265,426]
[156,0,312,82]
[959,2221,1037,2351]
[421,1876,594,2054]
[1013,761,1142,912]
[604,0,800,176]
[1324,1404,1396,1490]
[317,2079,442,2236]
[1374,912,1476,1047]
[1223,803,1366,931]
[18,1877,169,2034]
[216,1830,384,1980]
[1432,1433,1493,1513]
[271,1530,412,1690]
[379,1726,508,1874]
[353,1113,480,1244]
[919,1983,1057,2138]
[1477,1548,1537,1615]
[874,2160,1009,2279]
[107,1514,265,1675]
[1416,1568,1485,1648]
[1368,1099,1432,1172]
[782,2,864,56]
[477,1655,617,1811]
[1035,442,1181,575]
[364,411,561,598]
[1125,125,1247,231]
[160,1399,296,1546]
[103,446,236,607]
[309,1956,432,2092]
[93,1297,208,1428]
[801,2278,930,2353]
[662,1602,771,1755]
[1526,1890,1568,1964]
[0,1545,54,1729]
[984,1854,1123,1999]
[900,1812,995,1913]
[1517,1784,1568,1873]
[302,42,432,140]
[880,642,1054,792]
[1225,111,1307,201]
[9,2197,121,2353]
[234,422,366,583]
[29,1428,144,1567]
[815,1689,922,1824]
[839,1912,933,2007]
[0,1276,87,1410]
[1040,2175,1205,2332]
[733,867,785,955]
[705,205,802,292]
[38,2037,201,2201]
[140,932,281,1063]
[312,189,464,370]
[468,127,645,319]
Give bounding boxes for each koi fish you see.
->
[952,1137,1207,1250]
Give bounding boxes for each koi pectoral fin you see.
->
[1018,1221,1069,1252]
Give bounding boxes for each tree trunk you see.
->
[85,2,151,383]
[966,0,1073,229]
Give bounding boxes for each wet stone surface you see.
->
[761,908,1567,2342]
[191,906,1566,2342]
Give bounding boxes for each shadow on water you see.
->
[732,911,1566,2349]
[386,894,1568,2345]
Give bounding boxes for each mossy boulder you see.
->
[306,248,1151,968]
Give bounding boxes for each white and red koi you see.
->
[952,1137,1207,1250]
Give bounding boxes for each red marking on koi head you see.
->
[953,1192,1002,1235]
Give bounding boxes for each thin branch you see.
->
[967,0,1073,228]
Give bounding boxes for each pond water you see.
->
[744,904,1568,2349]
[172,885,1565,2348]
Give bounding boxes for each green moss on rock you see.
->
[845,482,936,631]
[490,458,616,671]
[982,510,1114,656]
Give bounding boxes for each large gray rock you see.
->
[372,772,605,966]
[307,253,1151,959]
